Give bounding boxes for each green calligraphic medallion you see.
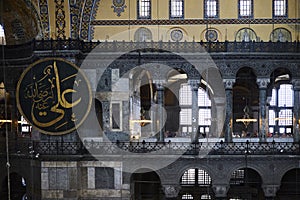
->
[16,58,92,135]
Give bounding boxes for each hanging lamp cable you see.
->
[1,0,11,199]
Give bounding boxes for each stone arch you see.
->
[178,166,214,199]
[235,28,258,42]
[0,0,41,44]
[270,28,292,42]
[227,167,265,199]
[134,27,153,42]
[79,0,101,40]
[277,168,300,198]
[228,166,263,182]
[175,164,215,185]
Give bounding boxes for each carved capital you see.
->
[188,79,200,91]
[162,185,181,198]
[223,79,235,89]
[292,79,300,91]
[256,78,270,89]
[262,185,280,197]
[212,184,229,197]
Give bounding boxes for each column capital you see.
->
[188,79,200,90]
[223,79,235,89]
[162,185,181,198]
[256,78,270,89]
[292,79,300,91]
[262,184,280,197]
[212,184,229,197]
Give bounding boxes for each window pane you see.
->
[274,0,286,16]
[171,0,183,18]
[270,88,277,106]
[198,88,211,106]
[239,0,252,17]
[278,84,293,107]
[181,168,196,184]
[269,110,276,125]
[182,194,194,199]
[139,0,151,18]
[180,109,192,125]
[278,109,292,125]
[0,24,5,45]
[180,84,192,105]
[198,169,211,185]
[199,109,211,125]
[206,0,217,17]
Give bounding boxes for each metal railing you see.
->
[0,39,299,59]
[1,140,299,157]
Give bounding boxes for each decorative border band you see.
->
[91,18,299,26]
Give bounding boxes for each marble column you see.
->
[162,184,181,200]
[292,79,300,142]
[189,80,200,143]
[153,80,165,142]
[223,79,235,142]
[257,78,270,142]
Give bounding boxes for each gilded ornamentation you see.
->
[16,58,92,135]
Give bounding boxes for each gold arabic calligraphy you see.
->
[24,61,81,128]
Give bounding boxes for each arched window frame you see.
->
[134,27,152,42]
[270,28,292,42]
[235,28,257,42]
[180,168,212,186]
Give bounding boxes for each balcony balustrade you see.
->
[0,139,299,157]
[0,39,299,59]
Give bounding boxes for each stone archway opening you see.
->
[130,168,163,200]
[228,168,264,199]
[277,168,300,199]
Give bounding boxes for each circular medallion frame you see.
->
[16,58,92,135]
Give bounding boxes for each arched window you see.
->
[134,27,152,42]
[270,28,292,42]
[181,168,212,186]
[0,24,6,45]
[269,84,293,137]
[235,28,257,42]
[179,83,211,137]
